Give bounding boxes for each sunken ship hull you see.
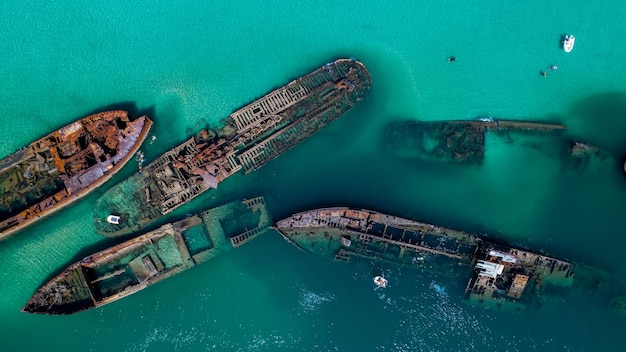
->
[566,140,613,173]
[383,119,567,164]
[0,111,152,241]
[23,197,271,315]
[94,59,371,238]
[274,208,625,313]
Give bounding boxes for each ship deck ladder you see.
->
[334,249,350,262]
[231,85,307,132]
[236,117,312,172]
[231,227,266,248]
[243,197,265,207]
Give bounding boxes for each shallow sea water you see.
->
[2,1,626,351]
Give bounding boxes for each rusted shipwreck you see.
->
[23,197,270,315]
[274,207,625,313]
[383,118,567,164]
[566,140,613,172]
[94,59,372,238]
[0,111,152,241]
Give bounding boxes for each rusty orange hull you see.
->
[0,110,153,241]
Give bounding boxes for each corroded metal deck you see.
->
[0,111,152,241]
[275,207,478,268]
[94,59,371,237]
[23,197,271,315]
[275,207,626,313]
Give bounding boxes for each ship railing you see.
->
[334,249,351,262]
[243,196,266,208]
[236,103,339,173]
[231,85,307,132]
[230,227,267,248]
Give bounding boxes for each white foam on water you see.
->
[296,284,335,315]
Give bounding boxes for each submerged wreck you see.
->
[0,111,152,241]
[94,59,372,237]
[566,140,613,172]
[383,119,567,164]
[274,208,625,313]
[23,197,270,315]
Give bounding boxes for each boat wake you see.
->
[297,285,334,314]
[430,281,448,297]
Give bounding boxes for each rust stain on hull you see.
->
[94,59,371,238]
[275,207,626,313]
[22,197,270,315]
[0,110,153,241]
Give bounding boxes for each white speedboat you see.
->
[563,35,575,53]
[373,276,388,288]
[106,215,120,225]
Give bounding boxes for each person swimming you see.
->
[448,56,456,62]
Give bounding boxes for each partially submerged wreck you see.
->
[274,207,625,313]
[566,140,613,172]
[383,119,567,164]
[23,197,271,315]
[0,111,152,241]
[94,59,371,237]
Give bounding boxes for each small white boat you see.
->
[106,215,121,225]
[373,276,388,288]
[563,35,575,53]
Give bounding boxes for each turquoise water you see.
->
[2,0,626,351]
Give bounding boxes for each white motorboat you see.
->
[563,35,575,53]
[373,276,388,288]
[106,215,120,225]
